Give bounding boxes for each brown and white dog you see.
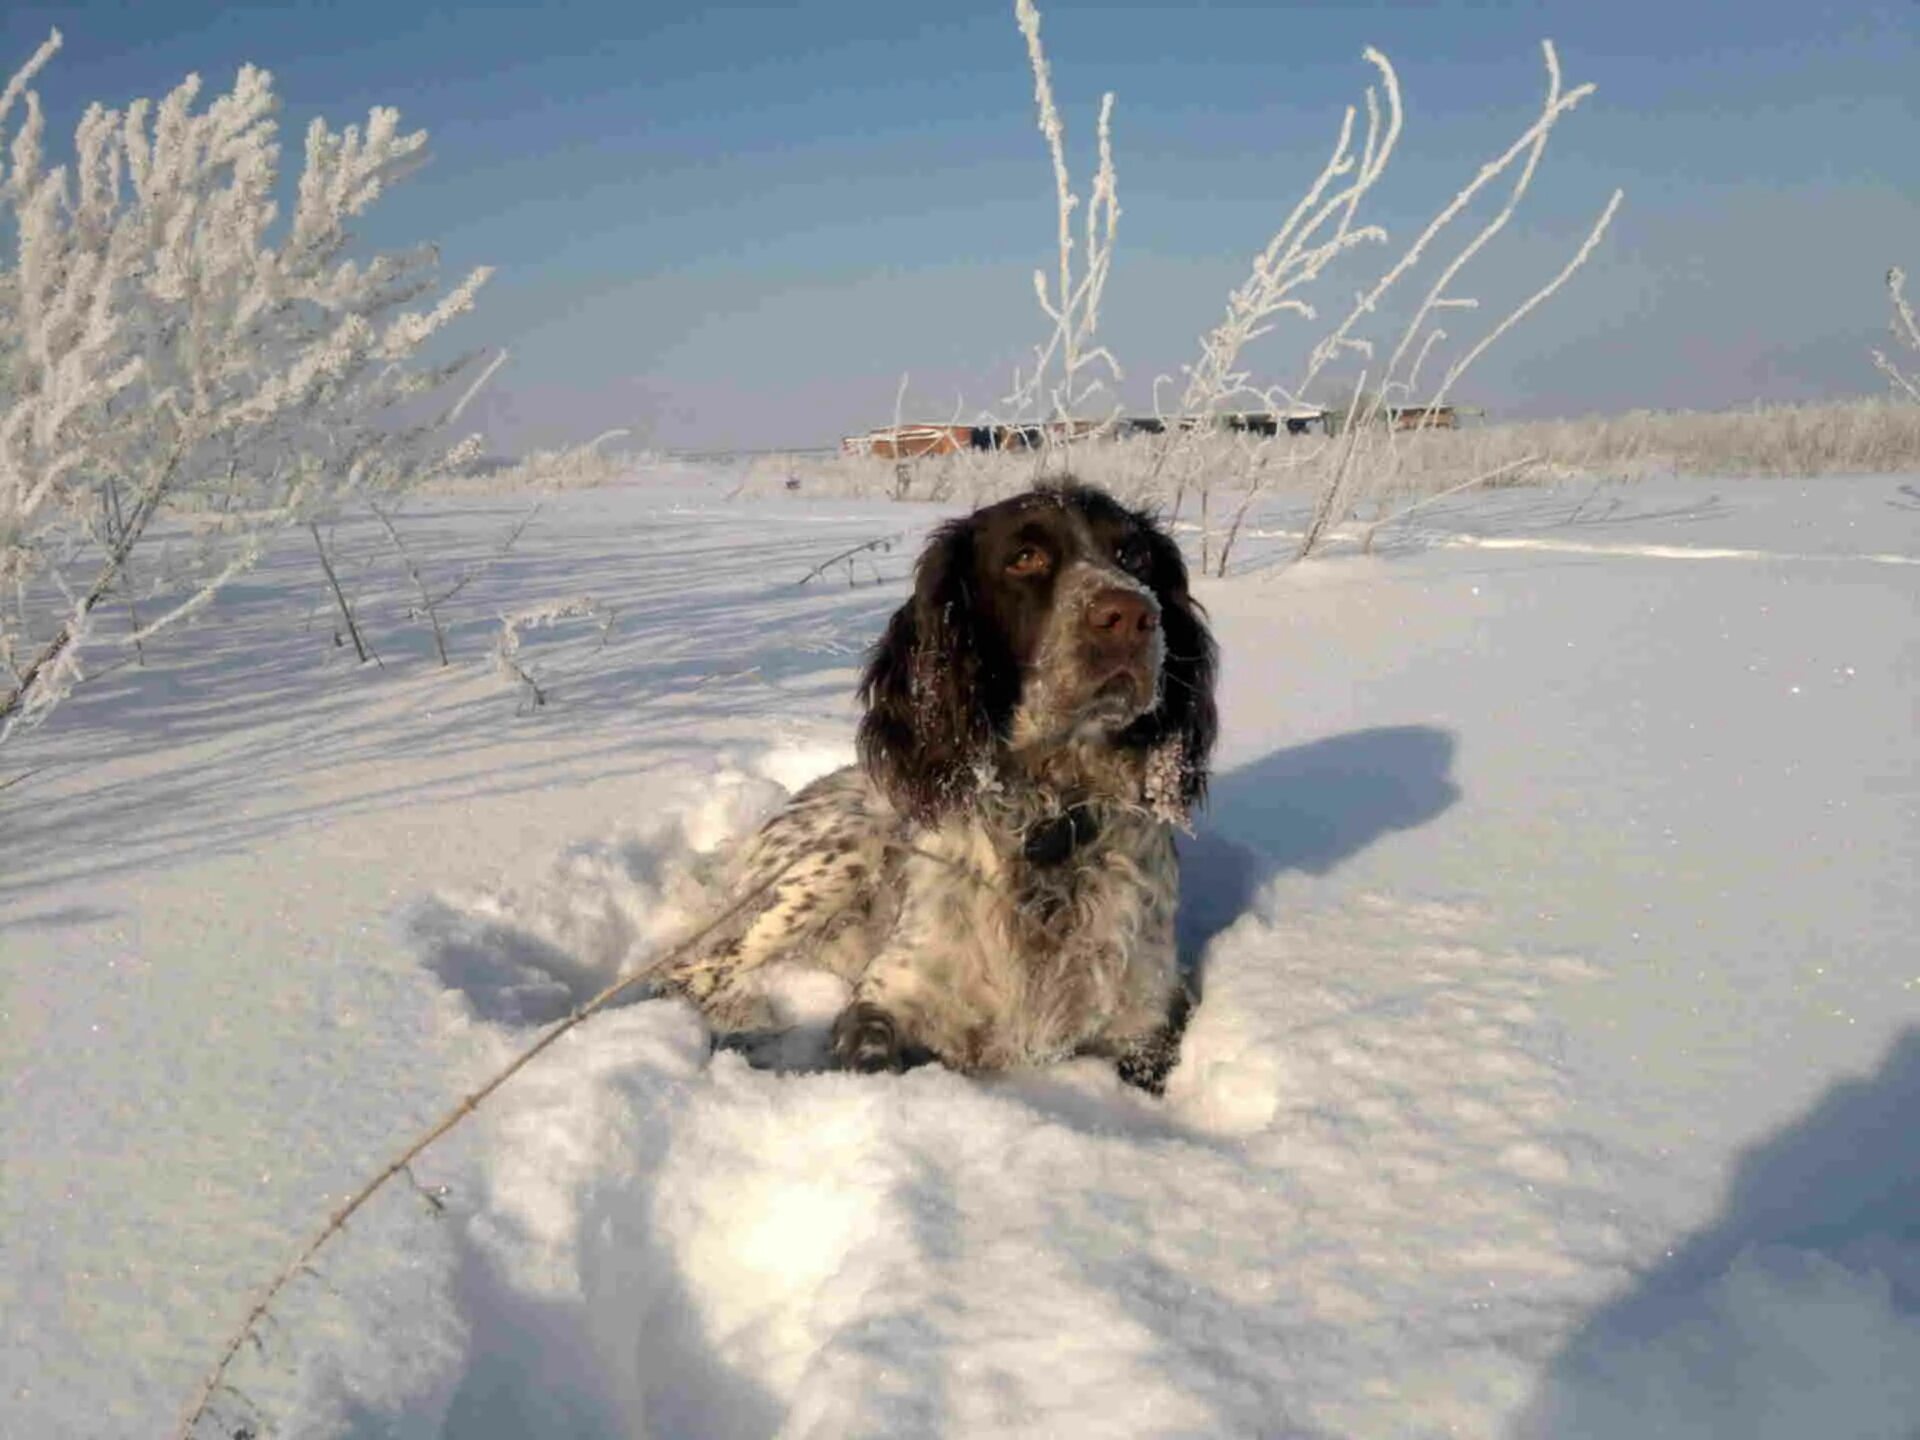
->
[653,482,1218,1091]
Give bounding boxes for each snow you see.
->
[2,469,1916,1437]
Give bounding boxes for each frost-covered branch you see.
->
[796,532,904,587]
[376,498,540,665]
[1170,49,1400,429]
[1304,42,1596,407]
[1872,266,1919,403]
[308,521,380,666]
[1146,48,1399,539]
[1105,37,1619,570]
[0,30,491,741]
[1004,0,1121,453]
[493,596,613,711]
[1282,41,1615,559]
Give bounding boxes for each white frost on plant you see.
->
[0,29,493,741]
[492,597,614,709]
[1871,265,1919,403]
[1004,0,1122,444]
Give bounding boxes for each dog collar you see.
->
[1023,803,1100,867]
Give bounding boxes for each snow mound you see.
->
[405,745,849,1026]
[303,840,1641,1437]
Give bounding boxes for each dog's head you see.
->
[858,482,1218,823]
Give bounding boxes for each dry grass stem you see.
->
[176,873,788,1440]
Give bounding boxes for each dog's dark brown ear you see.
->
[1123,513,1219,815]
[858,519,999,823]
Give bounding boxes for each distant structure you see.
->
[1384,404,1458,431]
[840,407,1332,457]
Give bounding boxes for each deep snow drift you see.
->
[2,470,1916,1437]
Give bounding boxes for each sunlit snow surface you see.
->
[3,470,1916,1437]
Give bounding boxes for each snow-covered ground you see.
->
[3,469,1916,1438]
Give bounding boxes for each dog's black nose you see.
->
[1086,588,1157,647]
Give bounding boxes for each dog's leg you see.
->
[1092,983,1194,1096]
[650,919,795,1040]
[651,767,896,1038]
[829,999,936,1073]
[826,859,990,1074]
[830,1000,903,1072]
[827,943,956,1073]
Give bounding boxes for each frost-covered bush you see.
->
[1872,266,1918,402]
[1180,41,1619,565]
[889,3,1622,572]
[0,30,491,741]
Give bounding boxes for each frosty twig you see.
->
[1873,266,1920,403]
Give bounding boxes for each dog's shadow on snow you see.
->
[1519,1026,1920,1434]
[1177,724,1461,981]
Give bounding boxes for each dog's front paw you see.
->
[831,1001,905,1073]
[1109,985,1196,1097]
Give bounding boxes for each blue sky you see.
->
[5,1,1916,452]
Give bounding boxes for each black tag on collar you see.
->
[1023,803,1100,867]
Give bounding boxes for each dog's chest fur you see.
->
[681,761,1181,1069]
[881,793,1178,1067]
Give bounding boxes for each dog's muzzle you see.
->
[1081,584,1163,706]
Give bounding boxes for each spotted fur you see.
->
[652,482,1218,1091]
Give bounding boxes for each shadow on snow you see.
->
[1178,724,1461,978]
[1520,1027,1920,1435]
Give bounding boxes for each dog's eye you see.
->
[1006,545,1052,578]
[1116,538,1152,577]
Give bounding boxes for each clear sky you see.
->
[5,1,1917,453]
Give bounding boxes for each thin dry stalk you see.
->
[1872,266,1920,402]
[175,873,786,1440]
[1368,43,1584,407]
[1157,41,1400,528]
[370,503,449,665]
[1008,0,1121,449]
[1285,43,1616,558]
[492,597,609,712]
[496,646,545,709]
[308,522,380,668]
[890,372,914,499]
[433,503,541,611]
[0,444,184,738]
[0,764,44,793]
[1361,454,1540,552]
[797,533,905,587]
[1295,370,1373,560]
[1153,40,1614,569]
[1300,41,1594,406]
[1422,187,1623,416]
[100,481,146,664]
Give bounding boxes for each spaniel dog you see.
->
[653,482,1217,1092]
